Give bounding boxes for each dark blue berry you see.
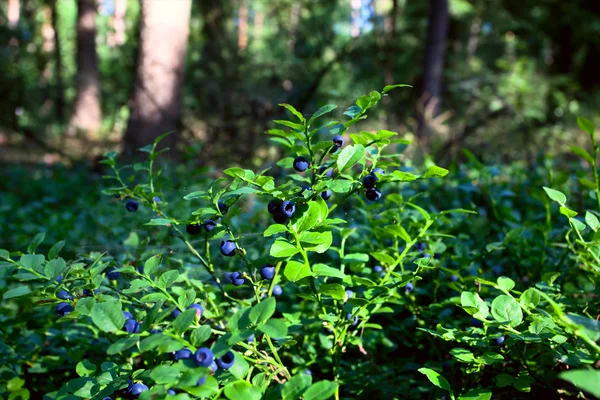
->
[345,290,354,300]
[405,282,414,292]
[272,284,282,296]
[153,196,161,203]
[194,347,214,367]
[260,264,276,280]
[83,289,96,297]
[319,166,333,178]
[174,348,193,361]
[372,167,385,176]
[280,201,296,218]
[56,302,73,317]
[186,223,202,235]
[268,199,283,215]
[56,275,63,283]
[204,219,216,232]
[218,202,229,214]
[106,267,120,280]
[293,156,310,172]
[123,319,140,334]
[123,311,133,320]
[226,271,245,286]
[450,275,459,282]
[346,313,359,326]
[220,240,237,256]
[321,190,332,200]
[247,334,255,343]
[496,336,505,345]
[273,213,289,224]
[189,303,204,319]
[373,265,383,273]
[129,382,148,397]
[197,376,207,386]
[56,290,72,300]
[362,174,378,188]
[299,185,312,195]
[332,135,344,147]
[125,200,139,212]
[216,351,235,369]
[365,188,381,201]
[167,389,176,396]
[210,361,218,372]
[172,308,182,318]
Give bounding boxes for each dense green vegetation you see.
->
[1,88,600,399]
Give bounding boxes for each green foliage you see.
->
[1,91,600,399]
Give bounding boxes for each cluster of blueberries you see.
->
[186,201,228,235]
[362,168,384,201]
[173,347,235,386]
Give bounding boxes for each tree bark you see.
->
[70,0,102,136]
[8,0,20,28]
[49,0,65,123]
[123,0,192,157]
[417,0,449,139]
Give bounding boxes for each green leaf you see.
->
[342,253,369,263]
[249,297,276,324]
[258,318,288,339]
[48,240,66,259]
[44,258,66,280]
[450,348,476,363]
[20,254,45,272]
[3,286,31,299]
[420,165,449,179]
[302,380,339,400]
[543,187,567,204]
[491,295,523,327]
[107,336,138,355]
[139,333,169,352]
[229,351,250,380]
[158,270,179,289]
[418,368,451,391]
[264,224,288,237]
[191,325,212,346]
[282,373,312,400]
[284,260,312,282]
[460,292,489,319]
[151,364,181,384]
[140,293,167,302]
[336,144,365,173]
[559,369,600,397]
[570,146,594,164]
[27,232,45,254]
[577,117,595,136]
[223,380,262,400]
[313,264,346,279]
[497,276,515,292]
[270,238,300,258]
[319,284,346,300]
[145,218,173,226]
[309,104,337,125]
[585,211,600,231]
[75,360,96,377]
[143,254,162,276]
[294,202,322,232]
[0,249,9,260]
[458,389,492,400]
[91,301,125,333]
[76,297,96,315]
[173,309,197,335]
[391,170,418,182]
[382,83,412,94]
[279,103,306,123]
[520,288,540,308]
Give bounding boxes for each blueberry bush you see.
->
[1,88,600,399]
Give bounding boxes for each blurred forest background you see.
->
[1,0,600,168]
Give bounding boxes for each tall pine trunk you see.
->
[70,0,102,136]
[123,0,192,157]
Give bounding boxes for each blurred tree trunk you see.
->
[70,0,102,136]
[107,0,127,47]
[123,0,192,157]
[417,0,449,140]
[49,0,65,123]
[238,0,248,52]
[8,0,20,28]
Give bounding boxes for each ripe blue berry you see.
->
[123,319,140,334]
[373,265,383,273]
[405,282,414,292]
[125,200,138,212]
[260,264,276,280]
[496,336,505,345]
[172,308,182,318]
[129,382,148,397]
[293,156,310,172]
[186,223,202,235]
[203,219,217,232]
[332,135,344,147]
[167,389,176,396]
[106,267,120,280]
[189,303,204,319]
[280,201,296,218]
[299,185,312,195]
[365,188,381,201]
[83,289,96,297]
[56,275,63,283]
[321,190,332,200]
[346,313,359,326]
[372,167,385,176]
[194,347,214,367]
[216,351,235,370]
[414,242,426,252]
[153,196,161,203]
[226,271,245,286]
[210,361,218,373]
[450,274,459,282]
[319,166,333,178]
[268,199,283,214]
[362,174,378,188]
[56,290,72,300]
[247,334,255,343]
[218,201,229,214]
[220,240,237,256]
[272,284,282,296]
[174,348,193,361]
[273,213,289,224]
[197,376,207,386]
[123,311,133,320]
[56,302,73,317]
[345,289,354,300]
